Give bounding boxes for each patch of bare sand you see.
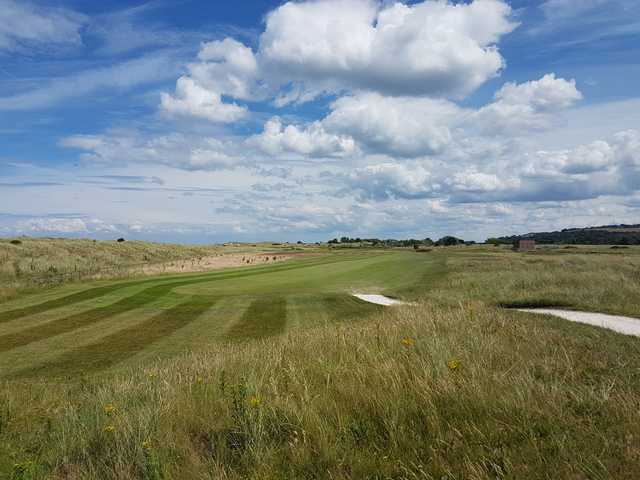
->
[137,252,321,275]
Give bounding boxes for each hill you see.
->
[491,224,640,245]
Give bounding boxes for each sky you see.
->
[1,0,639,244]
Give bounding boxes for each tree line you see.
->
[327,236,473,247]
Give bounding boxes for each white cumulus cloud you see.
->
[260,0,517,100]
[160,76,248,123]
[248,117,357,158]
[324,93,460,157]
[472,74,583,134]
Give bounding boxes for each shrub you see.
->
[116,238,125,243]
[9,239,22,245]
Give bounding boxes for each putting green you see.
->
[0,250,445,379]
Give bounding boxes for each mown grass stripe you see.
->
[323,294,383,322]
[0,284,176,353]
[14,296,218,378]
[0,283,135,325]
[225,296,287,341]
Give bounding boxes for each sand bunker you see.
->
[353,294,407,306]
[517,308,640,337]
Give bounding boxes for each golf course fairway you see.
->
[0,250,444,379]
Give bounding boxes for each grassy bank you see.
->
[0,237,316,303]
[1,246,640,479]
[0,237,218,301]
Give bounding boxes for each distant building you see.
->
[518,239,536,251]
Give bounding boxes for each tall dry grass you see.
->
[426,247,640,316]
[0,238,225,303]
[3,302,640,479]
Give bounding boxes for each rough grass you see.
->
[1,246,640,479]
[426,246,640,316]
[2,303,640,479]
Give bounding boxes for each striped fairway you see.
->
[0,251,445,379]
[14,296,218,378]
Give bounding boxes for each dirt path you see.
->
[353,294,407,306]
[517,308,640,337]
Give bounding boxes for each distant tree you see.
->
[436,236,464,246]
[486,238,501,246]
[9,239,22,245]
[328,238,339,244]
[116,238,125,243]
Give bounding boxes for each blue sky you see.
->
[1,0,639,243]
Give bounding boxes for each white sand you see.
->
[353,294,406,306]
[517,308,640,337]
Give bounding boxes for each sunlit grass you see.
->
[1,245,639,478]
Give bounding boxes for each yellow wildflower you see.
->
[104,425,115,433]
[142,439,153,451]
[447,359,461,371]
[401,337,415,347]
[103,403,116,415]
[249,395,261,407]
[196,376,204,384]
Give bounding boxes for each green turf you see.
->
[14,296,218,378]
[225,296,288,341]
[0,250,446,378]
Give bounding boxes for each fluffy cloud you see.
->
[159,37,263,122]
[260,0,517,99]
[160,38,261,122]
[472,74,582,134]
[324,93,459,157]
[194,38,259,100]
[161,0,517,122]
[160,76,248,123]
[348,163,438,200]
[61,132,244,171]
[525,130,639,178]
[0,0,86,53]
[259,74,580,159]
[247,117,356,158]
[345,129,640,205]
